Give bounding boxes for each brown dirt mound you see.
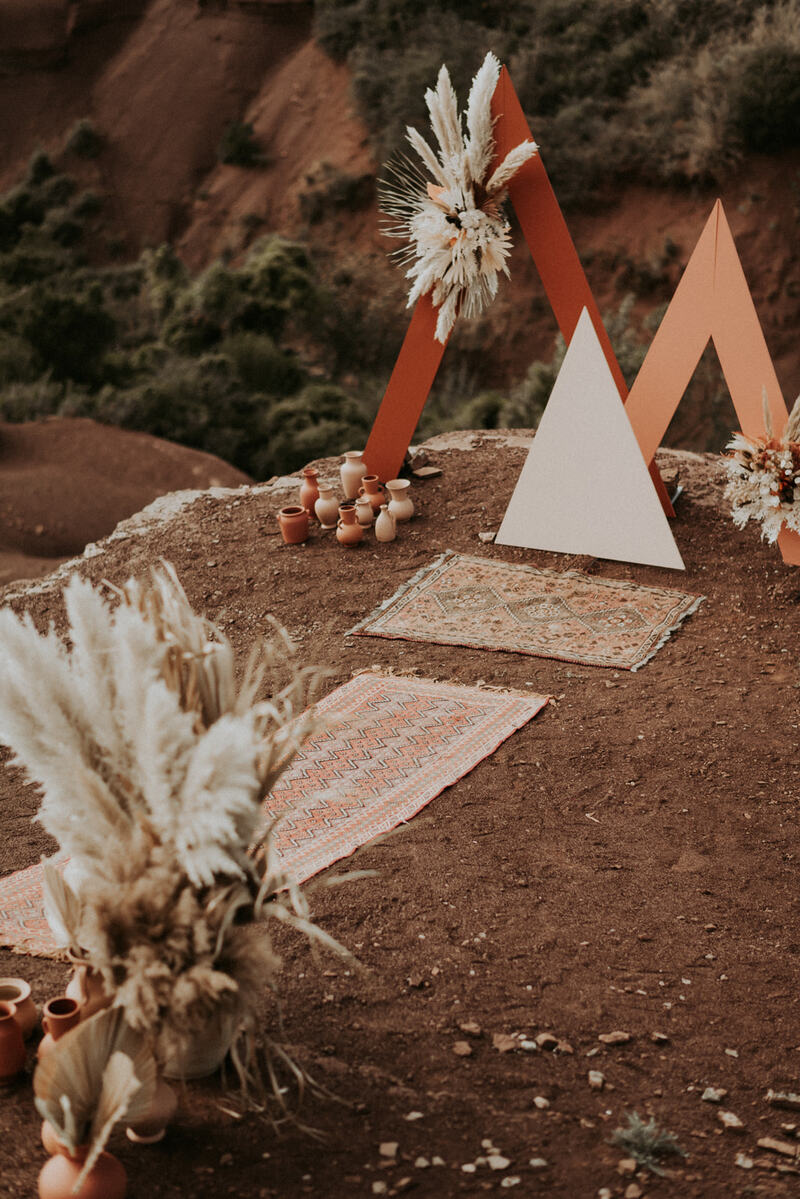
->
[0,416,250,584]
[1,434,799,1197]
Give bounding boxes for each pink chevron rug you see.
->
[0,672,548,957]
[349,550,704,670]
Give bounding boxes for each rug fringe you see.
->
[629,593,706,671]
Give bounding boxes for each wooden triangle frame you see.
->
[624,200,800,565]
[363,65,673,515]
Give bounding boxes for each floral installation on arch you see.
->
[724,391,800,544]
[0,562,348,1098]
[379,51,539,344]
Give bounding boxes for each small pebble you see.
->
[718,1111,745,1132]
[533,1096,550,1110]
[701,1086,727,1103]
[414,1157,429,1169]
[459,1020,482,1036]
[404,1112,424,1122]
[431,1156,445,1166]
[500,1178,521,1188]
[453,1041,473,1057]
[528,1157,548,1169]
[724,1048,739,1058]
[461,1163,477,1174]
[598,1190,613,1199]
[588,1070,605,1091]
[735,1153,754,1170]
[624,1185,643,1199]
[651,1031,670,1044]
[599,1030,632,1045]
[535,1032,559,1050]
[487,1155,511,1171]
[617,1158,637,1176]
[372,1184,388,1196]
[379,1142,398,1158]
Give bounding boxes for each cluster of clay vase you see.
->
[0,964,180,1199]
[277,451,415,549]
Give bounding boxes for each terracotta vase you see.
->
[126,1077,178,1144]
[277,505,309,546]
[38,996,81,1060]
[336,502,363,548]
[38,1148,126,1199]
[354,496,375,527]
[299,467,320,516]
[162,1008,239,1080]
[374,504,397,543]
[385,478,415,522]
[0,1000,25,1084]
[358,474,385,512]
[314,485,340,529]
[0,977,37,1039]
[340,450,368,499]
[65,956,111,1023]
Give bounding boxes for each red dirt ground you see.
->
[1,434,799,1197]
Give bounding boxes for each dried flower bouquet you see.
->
[379,51,538,343]
[0,563,339,1076]
[724,393,800,543]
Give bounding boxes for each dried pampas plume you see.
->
[0,562,342,1074]
[379,52,538,343]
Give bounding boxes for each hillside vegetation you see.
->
[1,1,799,476]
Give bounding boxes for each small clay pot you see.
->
[354,496,375,527]
[358,474,385,512]
[38,996,80,1060]
[299,467,320,515]
[0,1000,25,1084]
[38,1148,126,1199]
[65,956,110,1023]
[314,485,340,528]
[340,450,368,500]
[374,504,397,543]
[385,478,415,522]
[277,505,309,546]
[336,502,363,548]
[126,1077,178,1144]
[0,977,37,1039]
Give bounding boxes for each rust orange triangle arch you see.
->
[363,64,673,516]
[624,200,800,566]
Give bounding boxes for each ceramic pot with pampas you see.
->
[0,563,347,1093]
[35,1006,156,1199]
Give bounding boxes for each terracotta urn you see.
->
[374,504,397,543]
[0,999,25,1084]
[314,485,340,528]
[126,1077,178,1144]
[299,467,320,515]
[65,956,111,1023]
[358,474,385,512]
[340,450,368,499]
[354,496,375,527]
[385,478,415,522]
[336,502,363,548]
[38,996,81,1060]
[38,1147,126,1199]
[277,505,309,546]
[0,977,37,1039]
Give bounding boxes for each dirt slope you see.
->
[0,416,250,585]
[1,435,800,1197]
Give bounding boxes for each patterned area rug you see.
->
[349,550,703,671]
[0,672,548,957]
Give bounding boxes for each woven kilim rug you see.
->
[0,672,548,957]
[349,550,703,670]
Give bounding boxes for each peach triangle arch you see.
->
[363,65,673,515]
[624,200,800,566]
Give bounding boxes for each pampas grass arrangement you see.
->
[379,51,538,343]
[0,563,341,1082]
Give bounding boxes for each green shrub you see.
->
[299,161,374,224]
[217,121,265,168]
[217,331,304,395]
[731,44,800,153]
[0,333,40,386]
[252,382,369,477]
[65,119,105,159]
[20,290,117,384]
